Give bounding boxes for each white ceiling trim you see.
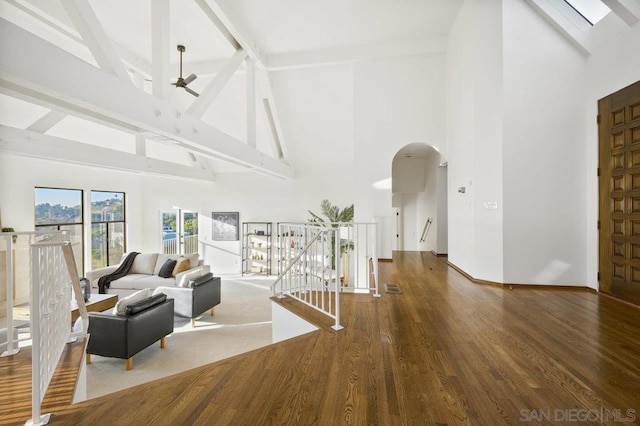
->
[26,110,66,133]
[152,0,171,99]
[6,0,81,42]
[602,0,640,26]
[257,70,288,161]
[194,0,260,64]
[0,125,217,182]
[266,37,448,71]
[0,19,294,179]
[59,0,133,84]
[525,0,592,55]
[194,0,241,51]
[246,58,256,149]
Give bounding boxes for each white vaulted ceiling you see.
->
[0,0,464,180]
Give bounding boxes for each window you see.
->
[161,209,198,255]
[34,187,84,274]
[564,0,610,25]
[91,191,125,268]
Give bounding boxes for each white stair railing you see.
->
[30,236,88,426]
[271,222,379,330]
[276,223,379,295]
[272,223,343,330]
[1,231,88,426]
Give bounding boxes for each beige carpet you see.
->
[86,276,278,400]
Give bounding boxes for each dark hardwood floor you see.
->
[9,252,640,425]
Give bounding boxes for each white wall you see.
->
[502,0,587,285]
[354,54,446,226]
[585,14,640,289]
[271,64,356,210]
[446,0,503,282]
[437,165,448,254]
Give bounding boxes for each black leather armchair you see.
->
[86,294,174,370]
[154,273,221,327]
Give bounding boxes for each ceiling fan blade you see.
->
[183,74,197,85]
[184,86,200,97]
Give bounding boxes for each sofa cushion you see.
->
[112,288,152,315]
[125,293,167,315]
[177,267,206,288]
[135,275,176,290]
[130,253,159,275]
[172,258,191,276]
[190,272,214,287]
[108,274,150,290]
[158,259,177,278]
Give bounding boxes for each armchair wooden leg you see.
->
[160,337,166,349]
[190,318,196,328]
[125,358,133,371]
[210,307,215,316]
[86,353,91,364]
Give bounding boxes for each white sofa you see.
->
[86,253,210,297]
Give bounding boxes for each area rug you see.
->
[86,276,276,399]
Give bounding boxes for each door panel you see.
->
[599,80,640,305]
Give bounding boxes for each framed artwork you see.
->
[212,212,239,241]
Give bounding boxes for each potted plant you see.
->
[1,227,17,243]
[308,200,354,271]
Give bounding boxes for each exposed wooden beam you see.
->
[257,70,289,161]
[59,0,133,83]
[193,0,241,51]
[152,0,171,99]
[187,48,247,118]
[135,134,147,157]
[0,19,293,179]
[5,0,82,43]
[263,98,284,160]
[192,1,289,159]
[246,58,256,148]
[602,0,640,26]
[194,0,263,66]
[0,125,216,182]
[26,110,66,133]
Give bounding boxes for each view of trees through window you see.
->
[91,191,125,269]
[34,187,84,275]
[162,211,198,254]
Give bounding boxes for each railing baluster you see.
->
[271,223,379,330]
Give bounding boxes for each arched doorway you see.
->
[392,143,447,254]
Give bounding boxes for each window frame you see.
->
[34,186,85,274]
[90,190,126,269]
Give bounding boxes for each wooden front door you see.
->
[599,80,640,305]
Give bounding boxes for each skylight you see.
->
[564,0,611,25]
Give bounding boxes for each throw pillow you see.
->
[158,259,177,278]
[172,258,191,277]
[112,288,152,315]
[185,253,199,269]
[177,268,205,287]
[124,293,167,315]
[153,254,180,275]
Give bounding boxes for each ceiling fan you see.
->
[172,45,199,97]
